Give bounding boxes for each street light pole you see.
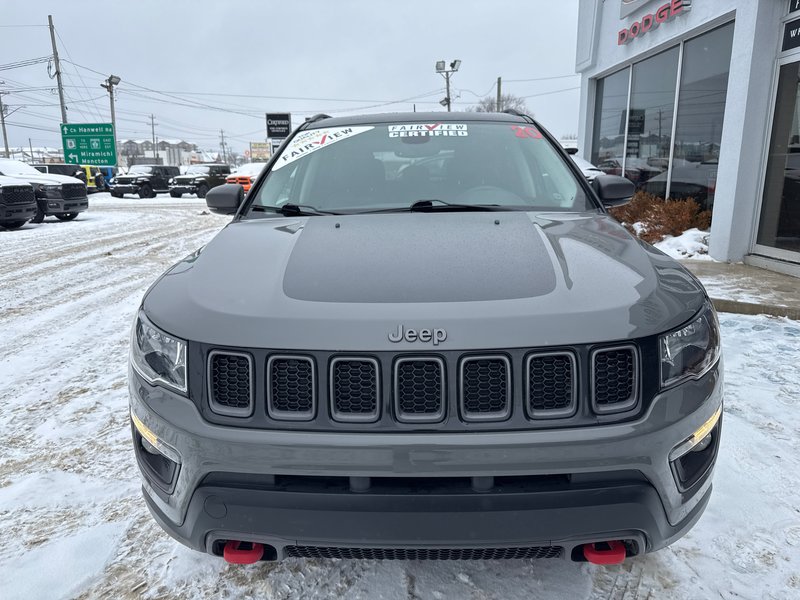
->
[435,59,461,112]
[0,91,9,158]
[100,75,121,167]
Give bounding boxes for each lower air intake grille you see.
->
[331,358,379,422]
[284,545,564,560]
[394,357,445,423]
[592,346,637,413]
[460,356,510,420]
[527,352,576,418]
[208,351,253,416]
[268,356,315,420]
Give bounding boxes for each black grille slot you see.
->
[592,346,637,413]
[284,545,563,560]
[527,352,576,418]
[331,358,379,422]
[208,352,253,416]
[394,358,445,422]
[268,356,315,420]
[61,183,86,199]
[2,186,35,205]
[460,357,510,421]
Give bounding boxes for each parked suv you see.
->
[130,112,722,566]
[111,165,180,198]
[0,176,37,229]
[169,163,230,198]
[33,164,107,193]
[0,158,88,222]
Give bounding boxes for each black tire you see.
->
[139,184,154,199]
[1,220,27,230]
[196,184,209,199]
[31,205,45,224]
[111,192,123,198]
[55,213,78,222]
[169,191,182,198]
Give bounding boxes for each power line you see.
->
[55,28,104,121]
[0,56,51,72]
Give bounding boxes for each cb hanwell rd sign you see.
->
[61,123,117,166]
[618,0,691,45]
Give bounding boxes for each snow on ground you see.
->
[654,228,713,261]
[1,196,799,599]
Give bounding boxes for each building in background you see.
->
[576,0,800,276]
[119,139,220,166]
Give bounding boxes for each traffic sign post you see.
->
[61,122,117,166]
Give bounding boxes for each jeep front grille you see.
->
[267,356,315,420]
[527,352,577,418]
[460,356,510,421]
[592,346,638,413]
[394,357,445,423]
[61,183,86,199]
[284,545,564,560]
[208,351,253,416]
[330,357,379,422]
[2,186,35,205]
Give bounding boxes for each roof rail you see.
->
[305,113,332,125]
[502,108,535,123]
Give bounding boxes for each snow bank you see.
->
[653,227,713,260]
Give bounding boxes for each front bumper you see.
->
[169,185,198,194]
[129,364,722,559]
[38,197,89,215]
[110,184,139,195]
[0,202,37,222]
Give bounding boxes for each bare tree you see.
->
[470,93,530,114]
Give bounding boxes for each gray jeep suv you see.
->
[129,112,722,565]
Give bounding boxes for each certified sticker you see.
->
[272,126,374,170]
[388,123,468,138]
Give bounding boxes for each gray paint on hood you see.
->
[142,212,706,351]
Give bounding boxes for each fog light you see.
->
[669,404,722,461]
[130,409,180,463]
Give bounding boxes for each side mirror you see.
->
[565,147,579,155]
[206,183,244,215]
[592,174,635,208]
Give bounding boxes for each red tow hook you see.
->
[583,541,627,565]
[223,540,264,564]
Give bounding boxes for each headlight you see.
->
[169,178,175,185]
[660,302,720,388]
[130,311,187,394]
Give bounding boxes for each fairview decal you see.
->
[388,123,468,137]
[272,126,373,170]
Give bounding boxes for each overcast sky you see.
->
[1,0,580,154]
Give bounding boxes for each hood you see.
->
[1,173,83,186]
[175,174,203,180]
[142,212,707,350]
[0,176,33,189]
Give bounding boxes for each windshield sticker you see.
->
[272,126,374,170]
[511,125,542,139]
[388,123,468,138]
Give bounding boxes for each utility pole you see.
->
[100,75,120,167]
[219,129,227,164]
[496,77,502,112]
[29,138,34,162]
[48,15,68,124]
[0,91,9,158]
[435,60,461,112]
[150,114,158,162]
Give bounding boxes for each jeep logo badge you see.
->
[388,325,447,345]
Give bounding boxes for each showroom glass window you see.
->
[627,47,679,192]
[591,68,630,171]
[668,23,734,210]
[757,62,800,254]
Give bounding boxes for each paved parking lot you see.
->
[1,196,799,599]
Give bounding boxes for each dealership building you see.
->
[576,0,800,275]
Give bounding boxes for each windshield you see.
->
[249,122,594,213]
[0,159,43,176]
[129,166,153,174]
[186,166,210,175]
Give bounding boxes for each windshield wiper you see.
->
[357,199,506,214]
[251,203,340,216]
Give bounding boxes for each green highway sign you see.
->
[61,122,117,166]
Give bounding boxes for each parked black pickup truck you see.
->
[0,176,37,229]
[169,164,230,198]
[111,165,180,198]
